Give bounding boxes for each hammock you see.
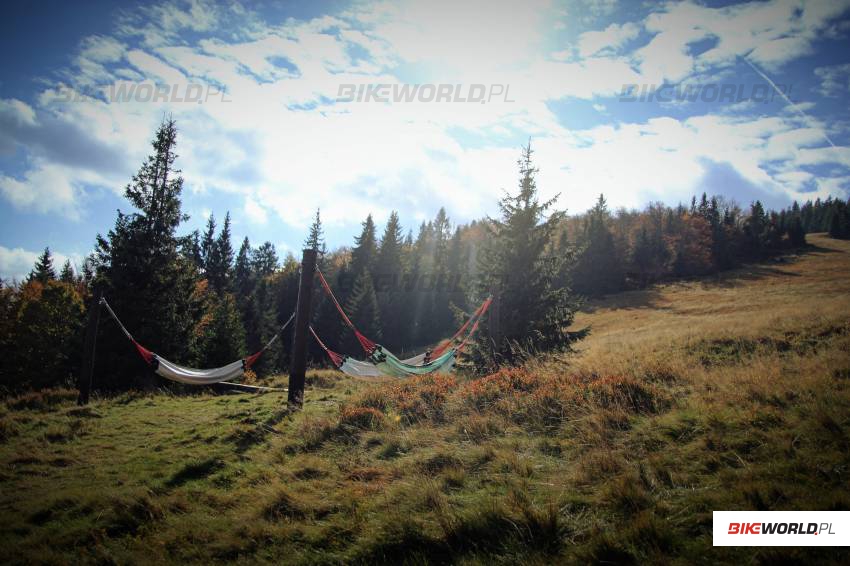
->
[309,292,488,379]
[315,268,492,363]
[310,326,456,378]
[101,298,293,391]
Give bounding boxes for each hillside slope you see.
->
[1,234,849,564]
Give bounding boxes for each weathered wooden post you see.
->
[77,288,103,406]
[288,248,318,409]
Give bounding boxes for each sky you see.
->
[1,0,849,281]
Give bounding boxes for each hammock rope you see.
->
[315,268,491,360]
[308,294,492,379]
[100,297,294,390]
[316,269,376,354]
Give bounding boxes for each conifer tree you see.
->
[182,230,204,270]
[201,214,217,271]
[197,293,245,367]
[59,260,75,283]
[472,142,583,369]
[234,237,254,300]
[92,118,197,387]
[29,247,56,284]
[573,194,624,295]
[350,214,378,279]
[341,270,382,353]
[305,208,327,256]
[375,211,405,350]
[252,242,279,276]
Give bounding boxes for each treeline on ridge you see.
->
[1,119,847,393]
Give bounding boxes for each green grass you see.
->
[1,235,850,564]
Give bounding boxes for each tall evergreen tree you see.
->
[182,229,204,270]
[340,270,382,354]
[29,247,56,284]
[305,208,327,256]
[350,214,378,279]
[201,214,217,271]
[252,242,279,276]
[473,143,583,369]
[234,237,255,301]
[375,211,405,350]
[92,118,197,388]
[207,212,234,294]
[573,194,624,296]
[59,260,75,283]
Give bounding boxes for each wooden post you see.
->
[288,249,317,409]
[77,289,103,406]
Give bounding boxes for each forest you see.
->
[1,118,849,393]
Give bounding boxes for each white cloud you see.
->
[2,0,848,250]
[0,164,81,218]
[578,22,640,58]
[243,196,268,224]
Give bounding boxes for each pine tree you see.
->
[59,260,75,283]
[340,270,382,353]
[201,214,217,271]
[29,247,56,284]
[182,229,204,270]
[375,211,405,351]
[252,242,279,276]
[208,212,234,294]
[350,214,378,279]
[234,237,254,301]
[304,208,327,256]
[573,194,624,295]
[92,118,197,388]
[473,142,583,369]
[197,293,245,367]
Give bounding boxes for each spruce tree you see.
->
[234,237,255,301]
[29,247,56,284]
[340,270,382,353]
[197,293,245,367]
[375,211,405,350]
[182,230,204,270]
[472,143,583,369]
[573,194,624,296]
[201,214,217,272]
[207,212,234,294]
[350,214,378,279]
[304,208,327,256]
[252,242,279,276]
[59,260,75,283]
[92,118,197,388]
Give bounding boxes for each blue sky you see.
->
[1,0,849,281]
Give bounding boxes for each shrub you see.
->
[338,406,385,432]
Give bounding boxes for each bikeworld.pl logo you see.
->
[55,82,232,104]
[336,83,515,104]
[713,511,849,546]
[727,522,835,535]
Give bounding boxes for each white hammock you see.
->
[101,298,292,390]
[153,357,247,385]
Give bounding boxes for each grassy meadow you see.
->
[1,233,849,564]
